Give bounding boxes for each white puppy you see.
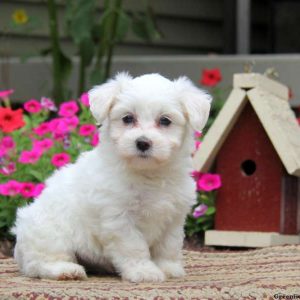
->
[12,73,211,282]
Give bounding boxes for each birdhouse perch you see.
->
[193,73,300,247]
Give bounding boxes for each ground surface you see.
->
[1,245,300,299]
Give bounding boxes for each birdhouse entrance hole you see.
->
[241,160,256,176]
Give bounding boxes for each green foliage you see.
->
[131,6,162,41]
[185,192,216,237]
[0,198,27,239]
[62,0,162,99]
[3,1,162,102]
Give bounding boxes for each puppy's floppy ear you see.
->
[174,76,212,131]
[88,72,132,124]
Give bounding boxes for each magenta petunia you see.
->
[79,124,96,136]
[1,136,16,150]
[32,183,45,197]
[0,162,16,176]
[91,132,99,147]
[20,182,36,198]
[190,170,203,181]
[0,89,14,99]
[33,122,51,136]
[0,147,6,158]
[0,180,22,196]
[33,138,53,152]
[80,92,90,107]
[49,118,69,136]
[193,204,208,218]
[51,152,70,168]
[197,173,222,192]
[41,97,57,111]
[19,149,42,164]
[195,140,201,150]
[58,101,79,117]
[63,116,79,131]
[194,131,202,139]
[24,99,42,114]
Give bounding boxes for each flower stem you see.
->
[47,0,65,102]
[104,0,123,81]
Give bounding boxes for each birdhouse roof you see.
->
[193,73,300,177]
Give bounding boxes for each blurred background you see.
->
[0,0,300,104]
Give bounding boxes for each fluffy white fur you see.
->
[12,73,211,282]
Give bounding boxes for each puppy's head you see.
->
[89,72,211,170]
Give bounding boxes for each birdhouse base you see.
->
[205,230,300,248]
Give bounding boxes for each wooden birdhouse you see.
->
[193,73,300,247]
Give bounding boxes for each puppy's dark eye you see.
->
[122,114,135,124]
[159,116,172,127]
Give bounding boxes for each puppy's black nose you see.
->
[136,137,151,152]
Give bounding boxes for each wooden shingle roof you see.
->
[193,73,300,177]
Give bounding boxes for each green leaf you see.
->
[28,170,44,182]
[202,222,214,231]
[0,220,7,228]
[131,7,162,42]
[79,38,95,67]
[90,68,104,85]
[65,0,96,44]
[22,115,32,131]
[205,207,216,216]
[196,216,208,224]
[59,49,72,85]
[131,14,150,41]
[40,47,52,56]
[115,10,130,42]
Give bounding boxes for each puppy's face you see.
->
[109,88,185,168]
[89,73,211,170]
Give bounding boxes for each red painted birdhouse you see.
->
[193,73,300,247]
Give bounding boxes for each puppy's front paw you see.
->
[156,260,185,278]
[122,260,165,283]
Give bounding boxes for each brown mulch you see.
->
[1,245,300,299]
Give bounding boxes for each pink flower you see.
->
[0,180,21,196]
[197,173,222,192]
[0,162,16,176]
[41,97,57,111]
[24,99,42,114]
[49,118,69,137]
[19,149,42,164]
[49,117,79,140]
[91,132,99,147]
[1,136,15,150]
[33,122,51,136]
[58,101,79,117]
[0,89,14,99]
[190,170,202,181]
[33,138,53,152]
[194,131,202,139]
[63,116,79,131]
[32,183,45,197]
[0,147,6,158]
[80,93,89,107]
[195,140,201,150]
[79,124,96,136]
[193,204,208,218]
[51,152,70,168]
[20,182,36,198]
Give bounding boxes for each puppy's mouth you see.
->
[137,152,151,159]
